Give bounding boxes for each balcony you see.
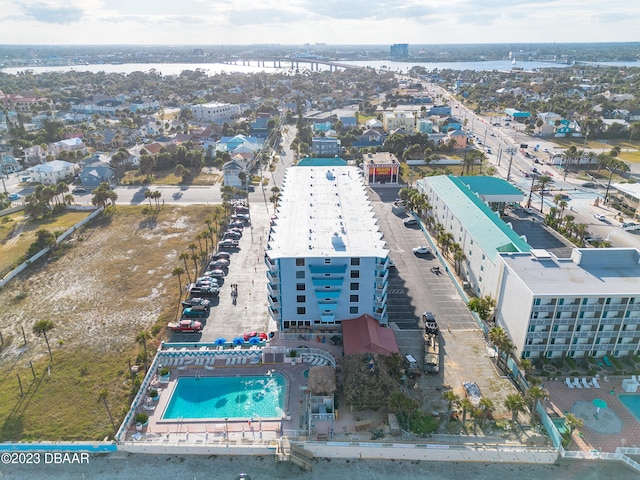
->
[268,296,280,310]
[266,269,279,284]
[267,283,279,297]
[268,305,281,322]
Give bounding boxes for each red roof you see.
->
[341,314,399,356]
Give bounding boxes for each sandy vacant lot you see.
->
[0,205,217,364]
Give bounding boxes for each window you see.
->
[534,299,541,306]
[555,312,561,319]
[349,306,358,314]
[605,298,611,305]
[297,307,306,315]
[296,271,305,279]
[324,258,331,265]
[531,312,538,319]
[350,282,359,291]
[523,351,530,358]
[579,312,584,319]
[582,298,588,305]
[558,298,564,306]
[545,351,553,358]
[296,283,306,291]
[350,270,360,279]
[350,258,360,266]
[296,295,305,303]
[528,325,535,332]
[553,325,558,332]
[350,294,359,303]
[296,258,305,267]
[568,351,575,358]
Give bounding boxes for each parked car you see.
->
[594,213,606,221]
[412,246,430,255]
[224,231,242,240]
[181,297,210,308]
[582,182,596,188]
[8,193,20,201]
[167,319,203,333]
[189,285,219,297]
[229,221,244,229]
[211,251,231,261]
[403,218,418,226]
[182,305,209,318]
[422,311,439,335]
[218,239,240,249]
[204,269,225,278]
[209,259,230,269]
[72,187,87,193]
[247,185,255,192]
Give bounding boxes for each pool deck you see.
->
[123,329,399,447]
[544,375,640,453]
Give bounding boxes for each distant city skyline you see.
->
[1,1,638,46]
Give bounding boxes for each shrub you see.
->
[135,413,149,425]
[159,368,170,376]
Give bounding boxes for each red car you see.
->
[167,319,203,333]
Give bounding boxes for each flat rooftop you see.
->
[499,248,640,296]
[268,164,387,259]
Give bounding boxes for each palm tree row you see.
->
[171,205,228,300]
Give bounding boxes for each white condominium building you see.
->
[191,103,241,123]
[496,248,640,359]
[265,158,390,331]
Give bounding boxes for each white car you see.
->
[594,213,606,221]
[412,246,430,255]
[403,218,418,226]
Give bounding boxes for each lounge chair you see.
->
[225,357,231,366]
[603,356,612,367]
[565,378,574,388]
[582,378,590,388]
[592,377,601,388]
[205,365,215,371]
[230,357,237,366]
[632,375,638,383]
[573,378,582,388]
[144,403,156,412]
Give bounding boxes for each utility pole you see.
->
[526,173,537,208]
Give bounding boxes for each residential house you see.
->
[221,159,248,187]
[417,118,434,134]
[446,129,468,148]
[27,160,77,185]
[339,116,357,129]
[382,111,415,132]
[79,163,115,188]
[311,137,341,157]
[364,118,384,132]
[439,117,462,132]
[250,117,271,138]
[1,155,22,174]
[313,121,333,133]
[351,129,385,149]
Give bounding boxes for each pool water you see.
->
[552,417,568,435]
[618,394,640,422]
[163,374,286,420]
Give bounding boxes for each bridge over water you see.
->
[221,57,360,72]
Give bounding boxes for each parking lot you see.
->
[368,185,517,414]
[168,195,274,344]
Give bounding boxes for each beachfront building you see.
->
[191,102,241,123]
[416,175,529,298]
[265,157,389,332]
[496,248,640,360]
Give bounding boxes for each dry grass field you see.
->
[0,205,219,440]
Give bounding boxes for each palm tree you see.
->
[171,266,185,299]
[443,390,460,421]
[488,326,513,368]
[525,386,549,422]
[535,175,553,213]
[144,189,153,209]
[190,252,199,279]
[504,393,526,427]
[136,331,150,372]
[33,319,55,362]
[458,397,474,430]
[478,397,494,427]
[564,413,583,435]
[98,387,117,431]
[179,252,192,284]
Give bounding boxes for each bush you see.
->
[159,368,170,376]
[135,413,148,425]
[149,389,159,399]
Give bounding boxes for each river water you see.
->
[2,59,639,76]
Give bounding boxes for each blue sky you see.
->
[1,0,638,45]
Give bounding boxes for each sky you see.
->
[0,0,639,46]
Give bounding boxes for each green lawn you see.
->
[0,348,135,441]
[550,138,640,163]
[0,210,91,277]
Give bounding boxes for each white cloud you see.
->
[0,0,636,44]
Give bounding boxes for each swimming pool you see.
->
[163,374,287,420]
[618,394,640,422]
